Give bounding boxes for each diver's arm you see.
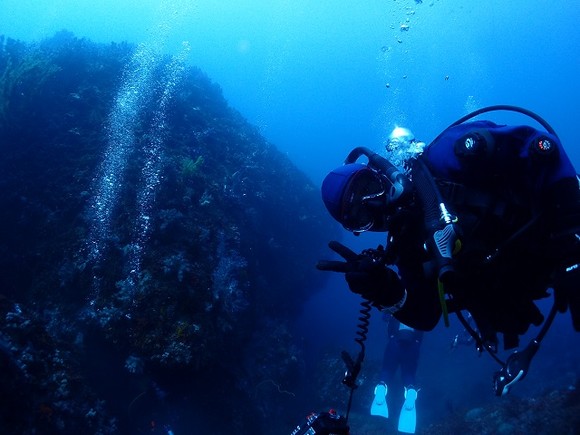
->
[390,264,442,331]
[317,241,442,330]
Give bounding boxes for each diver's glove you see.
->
[317,241,406,310]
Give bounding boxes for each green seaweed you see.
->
[0,38,62,127]
[180,155,204,179]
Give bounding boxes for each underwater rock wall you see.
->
[0,31,338,433]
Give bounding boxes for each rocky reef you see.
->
[0,31,339,433]
[421,384,580,435]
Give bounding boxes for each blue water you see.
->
[4,0,579,186]
[2,0,580,432]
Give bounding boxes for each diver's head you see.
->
[321,163,389,233]
[388,127,415,148]
[387,126,425,155]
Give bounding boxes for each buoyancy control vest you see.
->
[422,119,576,199]
[415,117,579,349]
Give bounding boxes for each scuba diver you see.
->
[371,315,423,434]
[316,105,580,397]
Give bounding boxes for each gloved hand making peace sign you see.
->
[317,241,406,310]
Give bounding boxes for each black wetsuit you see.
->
[379,317,423,387]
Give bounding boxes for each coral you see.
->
[0,297,116,433]
[210,231,249,316]
[124,355,144,374]
[154,340,193,366]
[161,251,192,282]
[179,155,204,179]
[421,387,580,435]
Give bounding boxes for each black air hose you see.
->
[412,157,445,230]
